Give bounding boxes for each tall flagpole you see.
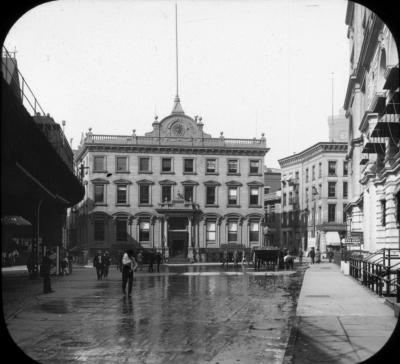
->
[175,3,179,98]
[331,72,334,123]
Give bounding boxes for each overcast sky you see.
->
[4,0,349,168]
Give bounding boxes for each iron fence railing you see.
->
[2,46,46,117]
[349,248,400,303]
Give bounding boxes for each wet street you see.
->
[3,264,304,364]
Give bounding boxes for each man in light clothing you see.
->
[122,250,138,297]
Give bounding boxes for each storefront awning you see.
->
[326,231,341,246]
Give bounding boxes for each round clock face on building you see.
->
[172,122,185,136]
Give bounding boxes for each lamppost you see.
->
[312,186,319,250]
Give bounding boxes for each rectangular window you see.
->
[117,185,127,204]
[312,165,315,180]
[289,191,293,204]
[206,186,216,205]
[343,204,347,223]
[318,162,322,177]
[328,161,337,176]
[162,185,172,202]
[249,160,260,174]
[328,182,336,198]
[250,187,259,205]
[343,161,348,176]
[295,171,299,180]
[206,221,216,241]
[116,219,127,241]
[343,182,348,198]
[264,187,270,194]
[328,204,336,222]
[184,158,194,173]
[381,200,386,226]
[139,185,150,204]
[139,221,150,241]
[94,184,105,203]
[305,188,309,206]
[305,168,309,182]
[228,159,239,174]
[116,156,128,172]
[161,158,172,172]
[94,220,105,241]
[228,221,238,242]
[184,186,194,202]
[283,193,287,206]
[93,156,105,171]
[249,221,259,242]
[139,157,150,172]
[206,159,217,173]
[228,187,238,205]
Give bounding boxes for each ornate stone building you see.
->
[72,97,269,262]
[343,2,399,252]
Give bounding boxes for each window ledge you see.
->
[115,171,130,174]
[227,204,241,208]
[139,204,153,207]
[93,170,107,173]
[205,172,219,175]
[249,205,262,208]
[139,171,153,174]
[205,204,219,208]
[183,172,197,175]
[161,171,175,174]
[116,203,130,206]
[94,203,108,206]
[249,173,262,176]
[227,172,240,176]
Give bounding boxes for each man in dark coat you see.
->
[308,247,316,264]
[93,251,104,280]
[41,251,54,294]
[155,252,162,273]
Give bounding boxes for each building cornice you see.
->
[278,142,347,168]
[75,143,268,161]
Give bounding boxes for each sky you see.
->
[3,0,350,168]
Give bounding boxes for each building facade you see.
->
[278,142,348,254]
[343,2,399,252]
[72,97,269,262]
[263,168,282,247]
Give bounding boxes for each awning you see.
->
[326,231,341,246]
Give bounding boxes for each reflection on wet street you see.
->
[4,265,303,364]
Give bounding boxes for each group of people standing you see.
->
[93,251,111,280]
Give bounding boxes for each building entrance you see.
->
[168,217,188,258]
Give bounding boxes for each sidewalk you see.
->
[284,262,399,364]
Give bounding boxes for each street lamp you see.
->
[311,186,319,250]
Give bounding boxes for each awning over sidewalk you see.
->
[326,231,341,246]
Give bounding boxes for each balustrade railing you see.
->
[86,134,266,148]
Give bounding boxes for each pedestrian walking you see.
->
[328,249,334,263]
[26,253,34,277]
[278,250,285,269]
[298,248,303,265]
[315,249,321,264]
[308,247,315,264]
[41,251,54,294]
[93,251,104,280]
[103,252,111,278]
[122,249,138,297]
[233,249,239,268]
[61,257,69,276]
[156,252,162,273]
[137,250,143,271]
[67,254,73,274]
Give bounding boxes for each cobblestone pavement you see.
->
[2,264,305,364]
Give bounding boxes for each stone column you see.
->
[187,217,194,262]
